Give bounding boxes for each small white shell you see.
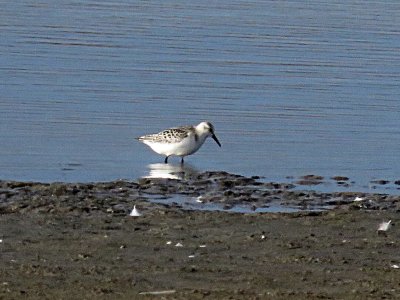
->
[354,196,364,202]
[166,241,172,245]
[391,264,400,269]
[129,205,142,217]
[175,242,183,247]
[378,220,392,232]
[139,290,176,295]
[199,245,207,248]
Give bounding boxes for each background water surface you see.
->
[1,1,400,193]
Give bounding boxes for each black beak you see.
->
[212,134,221,147]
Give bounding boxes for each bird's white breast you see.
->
[144,132,206,157]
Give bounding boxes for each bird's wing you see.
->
[138,126,193,144]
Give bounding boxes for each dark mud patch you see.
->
[296,174,324,186]
[331,176,350,181]
[370,179,390,185]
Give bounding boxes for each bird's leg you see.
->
[180,157,184,164]
[164,156,169,164]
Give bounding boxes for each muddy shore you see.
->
[1,172,400,299]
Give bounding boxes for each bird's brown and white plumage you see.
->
[137,121,221,163]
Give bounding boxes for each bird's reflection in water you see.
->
[144,163,199,180]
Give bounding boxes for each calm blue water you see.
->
[1,1,400,193]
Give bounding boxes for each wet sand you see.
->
[1,173,400,299]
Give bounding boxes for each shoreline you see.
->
[1,171,400,215]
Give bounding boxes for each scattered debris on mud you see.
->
[1,171,400,298]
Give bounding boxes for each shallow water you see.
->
[147,194,330,214]
[1,1,400,194]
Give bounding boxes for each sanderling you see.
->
[136,121,221,163]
